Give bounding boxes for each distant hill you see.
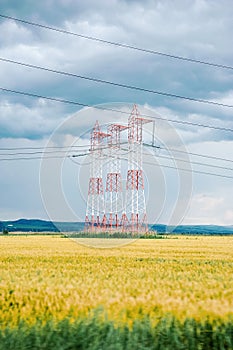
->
[151,224,233,235]
[0,219,84,232]
[0,219,233,235]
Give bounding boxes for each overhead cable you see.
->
[0,145,90,151]
[0,57,232,108]
[1,153,233,180]
[0,13,233,71]
[1,146,233,176]
[144,143,233,164]
[1,87,233,134]
[0,143,233,165]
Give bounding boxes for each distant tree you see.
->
[2,228,9,235]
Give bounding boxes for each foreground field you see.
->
[0,235,233,348]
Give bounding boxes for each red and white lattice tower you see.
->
[105,124,128,231]
[85,121,109,232]
[125,105,152,233]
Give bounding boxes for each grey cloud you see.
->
[1,0,233,104]
[0,98,67,139]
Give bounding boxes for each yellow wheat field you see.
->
[0,235,233,327]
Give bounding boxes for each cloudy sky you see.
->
[0,0,233,225]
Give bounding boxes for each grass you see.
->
[0,235,232,348]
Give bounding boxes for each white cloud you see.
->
[224,210,233,224]
[185,194,225,225]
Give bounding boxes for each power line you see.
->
[0,145,90,151]
[0,155,65,161]
[0,153,88,162]
[144,143,233,164]
[1,143,233,179]
[71,152,233,180]
[0,147,233,178]
[2,136,232,178]
[0,143,128,155]
[0,148,219,171]
[144,161,233,180]
[99,150,233,179]
[119,145,233,172]
[0,149,84,156]
[1,143,233,165]
[1,13,233,71]
[154,154,233,172]
[1,152,233,180]
[1,57,233,108]
[1,87,233,134]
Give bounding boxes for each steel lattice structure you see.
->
[85,105,152,234]
[105,124,128,231]
[85,121,109,232]
[125,105,152,232]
